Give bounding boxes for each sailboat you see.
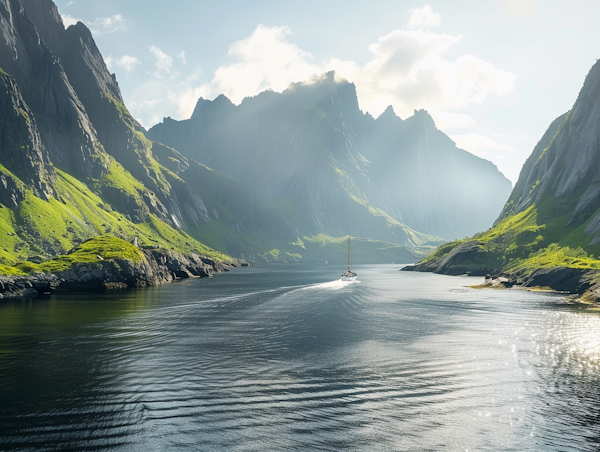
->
[341,237,357,281]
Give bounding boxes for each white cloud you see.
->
[89,14,127,36]
[503,0,536,18]
[193,25,323,107]
[129,98,163,122]
[61,14,79,28]
[178,51,187,64]
[105,55,140,73]
[333,29,516,119]
[187,20,515,123]
[149,45,173,78]
[65,1,75,7]
[407,4,442,30]
[115,55,141,72]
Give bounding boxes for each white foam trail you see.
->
[303,279,360,291]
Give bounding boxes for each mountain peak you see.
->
[191,94,234,120]
[213,93,233,104]
[377,105,402,122]
[410,109,436,129]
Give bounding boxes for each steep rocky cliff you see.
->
[148,72,511,243]
[0,0,237,266]
[404,60,600,299]
[500,60,600,240]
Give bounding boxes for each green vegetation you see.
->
[0,162,232,273]
[423,195,600,279]
[290,237,305,249]
[0,236,143,276]
[0,263,24,276]
[18,108,30,125]
[0,205,24,263]
[99,160,145,197]
[507,244,600,274]
[34,236,143,273]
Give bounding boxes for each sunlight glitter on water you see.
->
[1,264,600,451]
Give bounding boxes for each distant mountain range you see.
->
[0,0,512,268]
[148,73,511,256]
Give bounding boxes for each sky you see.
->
[54,0,600,184]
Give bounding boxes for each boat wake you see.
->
[303,279,360,291]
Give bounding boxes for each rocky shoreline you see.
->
[0,248,248,300]
[403,257,600,301]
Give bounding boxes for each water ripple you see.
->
[1,265,600,450]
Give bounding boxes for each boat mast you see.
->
[347,237,351,272]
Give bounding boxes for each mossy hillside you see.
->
[506,244,600,274]
[423,194,600,278]
[98,160,146,198]
[0,205,24,263]
[28,236,143,274]
[0,169,232,273]
[105,94,174,197]
[0,263,23,276]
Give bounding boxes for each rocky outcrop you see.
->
[403,241,494,276]
[519,267,593,294]
[0,250,241,298]
[0,273,58,298]
[54,248,239,293]
[0,70,55,203]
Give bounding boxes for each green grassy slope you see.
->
[0,164,231,274]
[421,196,600,279]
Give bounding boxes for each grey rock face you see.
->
[0,70,55,202]
[520,267,591,294]
[0,0,108,180]
[500,60,600,231]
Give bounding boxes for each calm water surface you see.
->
[1,264,600,451]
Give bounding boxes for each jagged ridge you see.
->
[148,71,511,244]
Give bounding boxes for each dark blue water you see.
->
[1,264,600,451]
